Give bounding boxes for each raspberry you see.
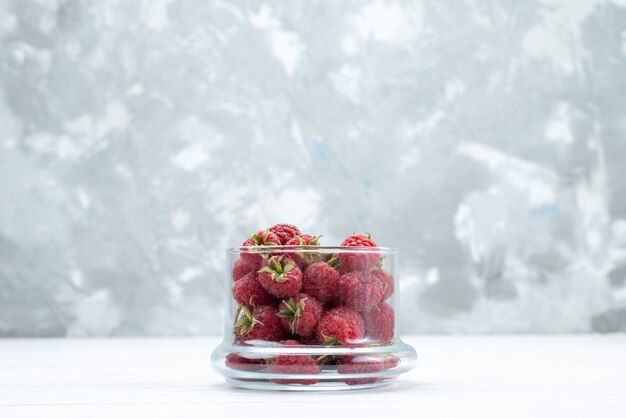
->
[234,305,286,342]
[338,270,383,311]
[286,234,318,246]
[302,261,340,303]
[341,233,378,248]
[277,293,324,336]
[225,353,264,372]
[316,307,364,345]
[269,224,301,244]
[232,257,260,281]
[232,272,274,308]
[258,256,303,298]
[241,229,281,266]
[385,356,400,369]
[267,340,320,385]
[338,354,398,385]
[337,233,380,273]
[285,234,321,269]
[372,269,394,301]
[363,303,394,342]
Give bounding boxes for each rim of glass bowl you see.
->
[227,245,399,255]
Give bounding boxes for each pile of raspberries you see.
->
[227,223,398,385]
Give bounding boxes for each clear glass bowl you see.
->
[211,245,417,391]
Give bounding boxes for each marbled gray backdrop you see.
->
[1,0,625,337]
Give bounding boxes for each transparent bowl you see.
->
[211,245,417,391]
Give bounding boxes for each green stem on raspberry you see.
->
[316,354,331,363]
[233,304,243,326]
[373,256,385,270]
[327,255,339,268]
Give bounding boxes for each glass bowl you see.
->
[211,245,417,391]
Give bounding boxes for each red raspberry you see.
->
[385,356,400,369]
[269,223,301,244]
[225,353,264,372]
[338,354,398,385]
[232,272,274,308]
[372,269,394,301]
[232,257,260,281]
[277,293,324,336]
[316,307,364,345]
[234,305,286,342]
[267,340,320,385]
[302,261,340,303]
[258,256,302,298]
[341,233,378,247]
[241,229,281,266]
[338,270,383,311]
[337,234,380,273]
[286,234,318,245]
[363,303,394,342]
[284,234,321,269]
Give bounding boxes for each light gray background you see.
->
[1,0,625,337]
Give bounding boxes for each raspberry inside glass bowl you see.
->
[211,246,417,391]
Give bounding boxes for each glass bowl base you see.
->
[225,376,395,391]
[212,339,417,391]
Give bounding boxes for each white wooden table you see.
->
[1,336,625,417]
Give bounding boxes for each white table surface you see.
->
[1,336,625,417]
